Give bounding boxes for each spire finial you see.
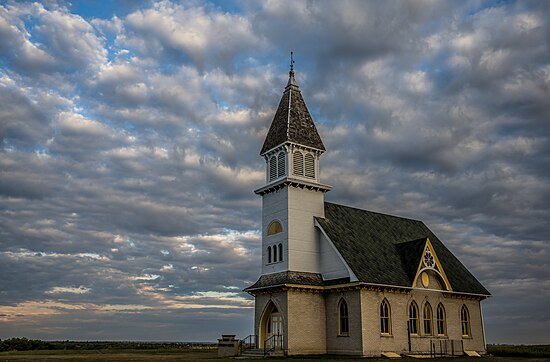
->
[286,51,297,88]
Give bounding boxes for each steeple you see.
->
[256,54,331,196]
[260,56,325,155]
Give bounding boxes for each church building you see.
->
[244,62,490,357]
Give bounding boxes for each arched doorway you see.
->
[260,301,283,350]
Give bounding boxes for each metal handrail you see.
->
[264,333,283,355]
[238,334,257,355]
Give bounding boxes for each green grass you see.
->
[487,344,550,358]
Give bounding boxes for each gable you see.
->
[315,202,490,296]
[397,237,452,291]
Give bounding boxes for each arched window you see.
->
[272,244,278,263]
[408,301,419,335]
[278,243,283,261]
[461,305,471,337]
[267,246,272,264]
[269,156,277,181]
[380,299,391,334]
[304,153,315,178]
[423,302,433,336]
[293,151,303,176]
[436,303,446,336]
[277,153,286,178]
[338,299,349,336]
[267,220,283,236]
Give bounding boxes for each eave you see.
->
[254,177,332,196]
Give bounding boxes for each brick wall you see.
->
[325,290,363,355]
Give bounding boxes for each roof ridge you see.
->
[324,201,424,223]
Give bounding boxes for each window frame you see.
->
[380,299,391,335]
[461,305,471,337]
[423,302,433,336]
[436,303,446,336]
[267,220,283,236]
[338,299,349,336]
[408,301,419,335]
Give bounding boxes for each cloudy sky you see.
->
[1,0,549,344]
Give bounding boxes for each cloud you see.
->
[0,0,549,344]
[0,2,106,76]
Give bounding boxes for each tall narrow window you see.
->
[269,156,277,181]
[436,303,446,336]
[461,305,471,337]
[267,221,283,236]
[272,244,278,263]
[380,299,391,335]
[293,151,303,176]
[267,246,271,264]
[277,153,285,178]
[304,153,315,178]
[423,302,433,336]
[338,299,349,336]
[408,301,419,335]
[278,243,283,261]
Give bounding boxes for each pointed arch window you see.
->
[304,153,315,178]
[408,301,419,335]
[267,220,283,236]
[277,153,286,178]
[380,299,391,335]
[293,151,303,176]
[423,302,433,336]
[269,156,277,181]
[338,299,349,336]
[461,305,471,337]
[436,303,446,336]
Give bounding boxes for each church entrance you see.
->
[260,302,284,350]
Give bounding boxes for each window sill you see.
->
[380,334,393,338]
[337,334,349,338]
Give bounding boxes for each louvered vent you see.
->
[269,156,277,181]
[304,154,315,178]
[293,151,303,176]
[277,153,285,178]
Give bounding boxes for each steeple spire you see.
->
[260,54,325,155]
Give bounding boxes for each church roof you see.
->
[316,202,490,296]
[260,68,325,155]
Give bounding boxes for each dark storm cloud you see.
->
[0,0,548,343]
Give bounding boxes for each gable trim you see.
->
[412,238,453,291]
[314,219,359,282]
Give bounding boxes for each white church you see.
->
[241,62,490,357]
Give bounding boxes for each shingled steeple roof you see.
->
[260,63,325,155]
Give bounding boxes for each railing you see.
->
[238,334,257,355]
[264,334,283,355]
[429,339,464,357]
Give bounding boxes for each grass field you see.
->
[1,343,549,361]
[2,349,550,362]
